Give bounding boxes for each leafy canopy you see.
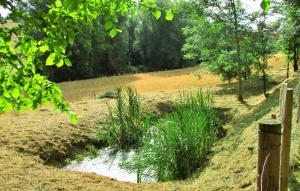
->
[0,0,173,123]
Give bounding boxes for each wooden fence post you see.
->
[257,119,282,191]
[280,83,288,119]
[297,76,300,123]
[280,88,293,191]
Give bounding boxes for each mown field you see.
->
[1,53,300,191]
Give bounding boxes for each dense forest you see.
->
[14,0,194,82]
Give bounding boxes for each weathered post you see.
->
[280,83,288,119]
[257,119,282,191]
[280,88,293,191]
[297,76,300,123]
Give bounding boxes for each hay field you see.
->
[1,53,299,191]
[59,53,288,102]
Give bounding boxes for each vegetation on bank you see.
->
[96,87,222,182]
[98,87,151,150]
[131,91,222,182]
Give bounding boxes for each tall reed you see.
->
[132,90,222,181]
[98,87,150,150]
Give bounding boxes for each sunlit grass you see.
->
[97,87,151,150]
[127,90,222,182]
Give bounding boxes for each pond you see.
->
[64,147,155,183]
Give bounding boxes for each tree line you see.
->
[15,0,192,82]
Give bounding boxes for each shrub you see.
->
[132,90,222,181]
[98,87,151,150]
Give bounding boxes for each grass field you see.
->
[1,53,300,191]
[59,53,288,102]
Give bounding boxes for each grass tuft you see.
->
[97,87,151,150]
[128,90,222,181]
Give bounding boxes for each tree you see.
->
[279,0,300,74]
[183,0,248,101]
[250,16,278,97]
[0,0,173,122]
[183,16,239,83]
[133,0,189,71]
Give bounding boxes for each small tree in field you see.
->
[182,0,248,101]
[255,23,277,97]
[246,10,279,97]
[182,17,239,84]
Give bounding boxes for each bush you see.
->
[97,87,151,150]
[131,90,222,181]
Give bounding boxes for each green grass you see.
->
[97,87,151,150]
[128,90,222,182]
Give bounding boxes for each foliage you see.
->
[260,0,271,13]
[3,0,190,83]
[278,0,300,73]
[98,87,151,150]
[182,0,248,101]
[129,90,222,181]
[0,0,173,121]
[182,15,239,83]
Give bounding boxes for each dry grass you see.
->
[59,66,221,101]
[1,53,299,191]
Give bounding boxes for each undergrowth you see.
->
[96,88,222,182]
[97,87,151,150]
[125,90,222,182]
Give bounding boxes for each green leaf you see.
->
[69,12,79,20]
[39,45,49,53]
[165,10,173,21]
[56,59,64,67]
[3,91,10,98]
[109,28,117,38]
[63,0,73,8]
[46,53,56,66]
[71,114,78,124]
[68,111,78,124]
[153,10,161,20]
[260,0,270,12]
[12,88,20,99]
[55,0,62,7]
[105,21,113,31]
[64,58,72,66]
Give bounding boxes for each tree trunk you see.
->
[243,70,247,80]
[287,53,290,78]
[127,20,135,66]
[231,0,243,102]
[293,41,298,72]
[263,69,268,97]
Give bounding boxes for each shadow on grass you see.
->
[215,75,281,99]
[224,79,297,154]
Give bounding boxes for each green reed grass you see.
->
[98,87,151,150]
[131,90,222,181]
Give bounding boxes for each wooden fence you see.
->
[257,82,297,191]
